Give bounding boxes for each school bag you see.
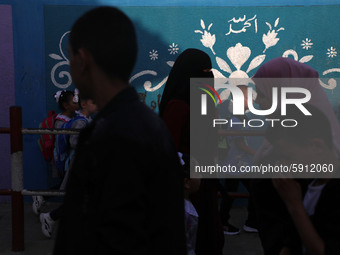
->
[54,115,88,174]
[38,110,57,162]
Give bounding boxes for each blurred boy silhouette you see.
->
[53,7,186,255]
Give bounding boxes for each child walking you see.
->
[39,97,97,238]
[32,90,79,215]
[53,90,80,128]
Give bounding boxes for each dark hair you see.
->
[265,104,333,149]
[159,48,213,116]
[69,7,137,82]
[181,153,190,179]
[55,90,75,111]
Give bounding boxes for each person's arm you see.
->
[273,178,325,255]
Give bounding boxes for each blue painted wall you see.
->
[0,5,15,201]
[0,0,339,201]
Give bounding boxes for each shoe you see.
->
[40,212,55,238]
[223,223,240,235]
[32,196,45,215]
[243,224,259,233]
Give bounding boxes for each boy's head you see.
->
[180,153,201,196]
[265,104,333,166]
[68,7,137,99]
[79,97,98,117]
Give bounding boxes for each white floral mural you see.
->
[46,7,340,112]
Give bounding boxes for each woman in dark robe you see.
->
[159,48,224,255]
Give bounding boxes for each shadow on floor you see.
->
[0,203,264,255]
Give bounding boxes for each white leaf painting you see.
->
[246,54,266,73]
[49,54,63,61]
[216,57,232,73]
[265,22,272,30]
[299,55,313,63]
[201,19,205,29]
[274,18,280,27]
[212,68,228,78]
[166,61,175,67]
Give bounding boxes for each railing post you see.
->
[10,106,24,252]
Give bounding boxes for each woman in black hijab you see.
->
[159,48,214,154]
[159,48,224,255]
[159,48,213,115]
